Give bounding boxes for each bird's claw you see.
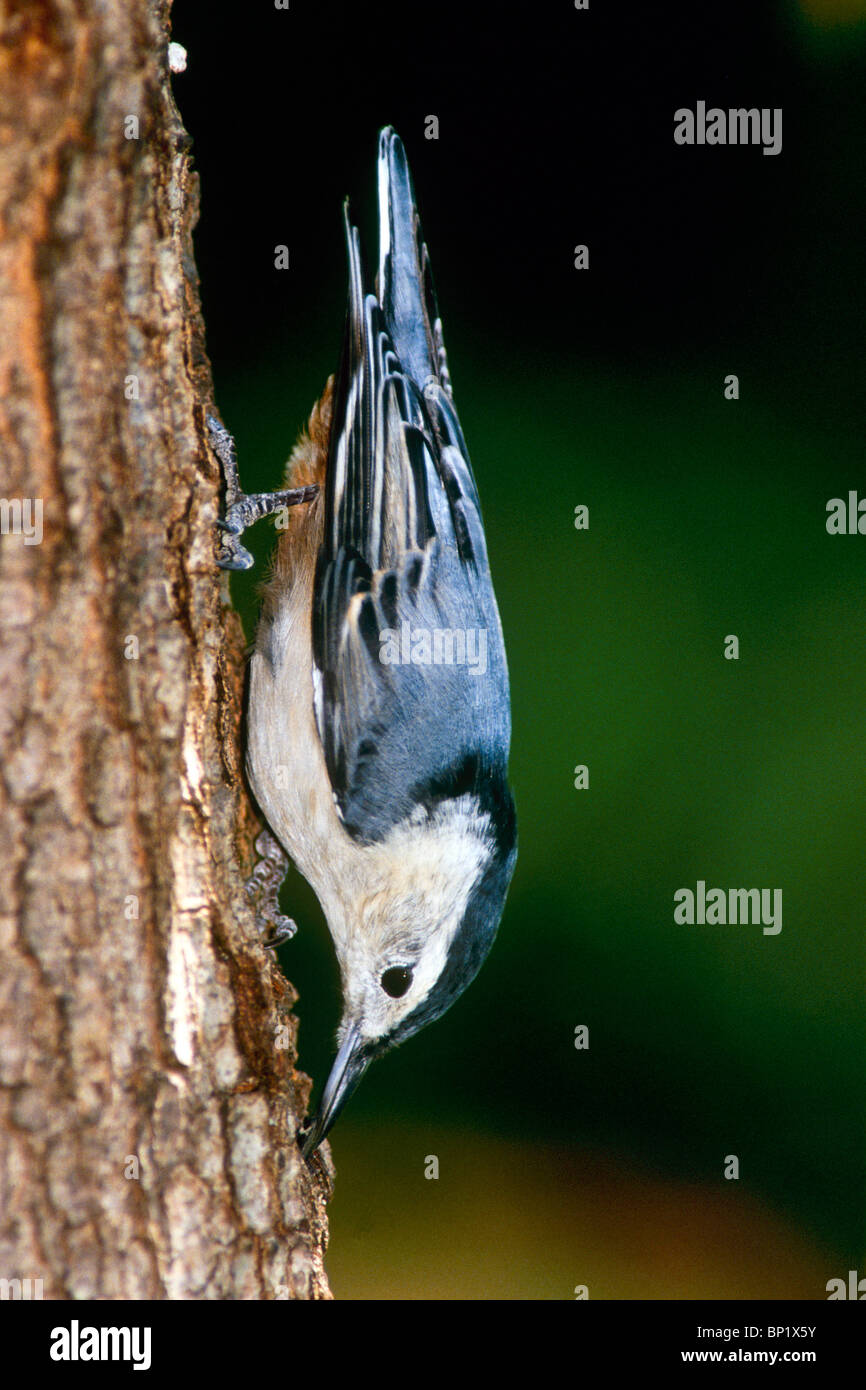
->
[216,534,255,571]
[244,829,296,949]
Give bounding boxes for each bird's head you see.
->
[301,787,516,1156]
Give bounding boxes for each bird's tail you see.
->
[376,127,452,397]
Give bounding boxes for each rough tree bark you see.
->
[0,0,331,1298]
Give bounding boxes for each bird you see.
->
[215,128,517,1157]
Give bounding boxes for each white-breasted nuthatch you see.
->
[213,128,516,1156]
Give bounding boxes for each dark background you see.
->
[172,0,866,1298]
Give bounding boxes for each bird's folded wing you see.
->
[312,215,510,845]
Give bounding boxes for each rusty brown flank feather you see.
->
[260,375,334,623]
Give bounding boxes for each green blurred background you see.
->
[174,0,866,1296]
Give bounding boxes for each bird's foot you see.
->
[208,413,319,571]
[244,829,297,949]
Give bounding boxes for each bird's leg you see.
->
[208,414,319,571]
[244,828,298,949]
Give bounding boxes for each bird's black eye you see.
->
[381,966,413,998]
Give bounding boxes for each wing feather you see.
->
[312,133,510,844]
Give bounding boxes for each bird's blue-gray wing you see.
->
[312,133,511,845]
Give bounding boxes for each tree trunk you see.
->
[0,0,331,1299]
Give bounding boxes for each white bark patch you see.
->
[165,925,198,1067]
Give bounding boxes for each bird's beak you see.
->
[301,1021,370,1158]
